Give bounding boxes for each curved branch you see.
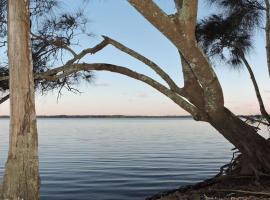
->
[128,0,224,113]
[31,33,77,57]
[241,56,270,124]
[103,35,183,94]
[36,63,206,120]
[64,39,109,66]
[0,94,9,104]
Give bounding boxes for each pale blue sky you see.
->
[1,0,269,116]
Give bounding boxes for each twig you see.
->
[0,94,9,104]
[212,189,270,197]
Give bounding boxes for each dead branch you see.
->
[212,189,270,197]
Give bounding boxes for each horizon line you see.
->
[0,114,261,119]
[0,115,192,119]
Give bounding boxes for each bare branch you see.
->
[128,0,224,113]
[103,35,183,94]
[179,52,204,109]
[35,62,206,120]
[241,115,270,127]
[128,0,176,36]
[0,75,7,81]
[64,38,109,66]
[0,93,9,104]
[241,55,270,124]
[31,33,77,57]
[265,0,270,77]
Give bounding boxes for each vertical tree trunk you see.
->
[241,56,270,124]
[265,0,270,77]
[2,0,40,199]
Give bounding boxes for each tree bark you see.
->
[209,108,270,174]
[2,0,40,199]
[241,56,270,125]
[128,0,270,174]
[265,0,270,77]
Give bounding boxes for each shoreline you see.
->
[146,175,270,200]
[0,115,192,119]
[0,114,262,119]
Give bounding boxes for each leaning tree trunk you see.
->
[209,108,270,174]
[241,56,270,125]
[2,0,40,199]
[265,0,270,77]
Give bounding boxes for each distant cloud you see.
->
[265,90,270,93]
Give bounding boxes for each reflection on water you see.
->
[0,118,236,200]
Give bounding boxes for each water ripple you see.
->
[0,118,249,200]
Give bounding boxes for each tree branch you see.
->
[179,51,204,109]
[35,62,206,120]
[103,35,183,94]
[0,76,8,81]
[241,55,270,124]
[31,33,77,57]
[68,39,109,64]
[0,94,9,104]
[128,0,224,113]
[2,35,186,96]
[31,39,111,80]
[1,57,207,120]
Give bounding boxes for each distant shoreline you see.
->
[0,115,261,119]
[0,115,193,119]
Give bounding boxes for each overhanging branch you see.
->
[128,0,224,113]
[103,35,183,94]
[35,62,205,120]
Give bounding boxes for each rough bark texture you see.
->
[209,108,270,174]
[1,0,269,177]
[127,0,270,173]
[24,0,270,173]
[265,0,270,77]
[2,0,40,199]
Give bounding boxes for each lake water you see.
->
[0,118,245,200]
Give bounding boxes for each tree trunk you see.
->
[241,56,270,125]
[2,0,40,199]
[265,0,270,77]
[209,108,270,174]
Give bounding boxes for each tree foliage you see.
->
[196,0,264,67]
[0,0,92,96]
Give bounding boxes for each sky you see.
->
[0,0,270,116]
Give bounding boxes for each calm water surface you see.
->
[0,118,237,200]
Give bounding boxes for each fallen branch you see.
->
[212,189,270,197]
